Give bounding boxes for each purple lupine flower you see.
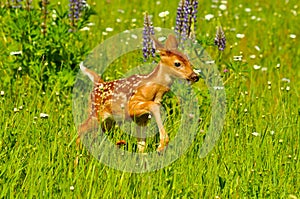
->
[142,13,155,61]
[69,0,84,28]
[175,0,184,37]
[11,0,23,8]
[214,26,226,51]
[192,0,198,32]
[41,0,49,36]
[175,0,198,42]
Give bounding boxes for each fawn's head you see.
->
[152,35,199,83]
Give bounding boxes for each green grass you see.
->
[0,0,299,198]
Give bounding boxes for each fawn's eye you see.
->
[174,62,181,67]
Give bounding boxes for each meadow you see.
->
[0,0,299,198]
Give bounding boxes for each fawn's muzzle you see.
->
[189,73,199,82]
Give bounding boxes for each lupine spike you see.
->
[142,13,155,61]
[69,0,84,29]
[214,25,226,51]
[175,0,199,43]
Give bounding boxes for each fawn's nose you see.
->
[189,73,199,82]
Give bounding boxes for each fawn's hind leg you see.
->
[76,116,99,148]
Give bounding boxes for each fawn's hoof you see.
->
[157,144,168,155]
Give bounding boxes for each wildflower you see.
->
[252,132,260,136]
[0,91,4,96]
[10,51,22,56]
[236,33,245,38]
[289,34,296,39]
[205,14,214,21]
[254,45,261,51]
[253,65,261,70]
[80,27,90,31]
[142,13,155,61]
[214,25,226,51]
[175,0,198,42]
[219,4,227,10]
[249,54,256,59]
[10,0,23,9]
[245,8,251,12]
[69,0,86,28]
[105,27,113,32]
[281,78,290,83]
[70,186,75,191]
[41,0,49,36]
[213,86,224,90]
[261,67,268,72]
[40,113,49,118]
[158,11,169,18]
[233,55,243,61]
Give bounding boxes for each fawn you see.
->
[77,34,199,153]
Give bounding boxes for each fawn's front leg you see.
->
[136,125,146,153]
[149,104,169,152]
[130,101,169,152]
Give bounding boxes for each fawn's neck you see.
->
[146,63,173,87]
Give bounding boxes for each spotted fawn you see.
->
[77,34,199,153]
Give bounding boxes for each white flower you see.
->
[261,67,268,72]
[40,113,49,118]
[219,4,227,10]
[158,11,169,18]
[286,86,290,91]
[118,9,125,14]
[131,18,137,22]
[87,22,95,26]
[233,55,243,61]
[205,60,215,64]
[236,33,245,38]
[158,36,166,41]
[116,18,121,23]
[253,65,261,70]
[10,51,22,56]
[205,14,214,21]
[245,8,251,12]
[131,34,138,39]
[270,130,275,135]
[80,27,90,31]
[289,34,296,39]
[0,91,4,96]
[102,32,108,36]
[14,108,19,112]
[213,86,224,90]
[70,186,74,191]
[249,54,256,59]
[105,27,113,32]
[252,132,260,136]
[254,45,261,51]
[281,78,290,83]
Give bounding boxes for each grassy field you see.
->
[0,0,299,198]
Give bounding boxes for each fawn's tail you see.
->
[80,62,104,83]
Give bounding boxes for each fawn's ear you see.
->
[151,36,164,51]
[165,34,178,50]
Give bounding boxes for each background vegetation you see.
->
[0,0,299,198]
